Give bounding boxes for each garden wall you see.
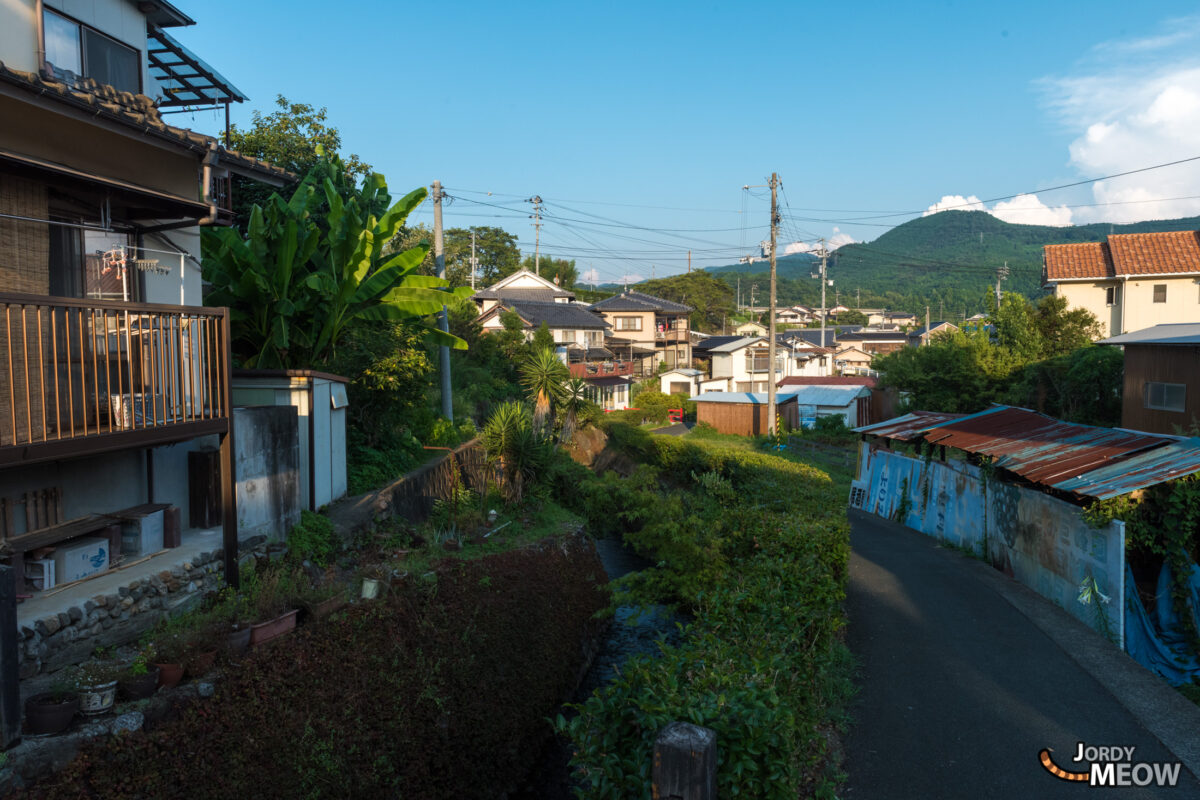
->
[854,444,1124,644]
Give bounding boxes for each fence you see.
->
[852,443,1125,645]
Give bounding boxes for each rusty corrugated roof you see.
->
[853,410,964,441]
[1055,438,1200,500]
[921,406,1169,486]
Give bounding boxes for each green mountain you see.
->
[704,210,1200,317]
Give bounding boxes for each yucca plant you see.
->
[520,348,569,433]
[559,377,590,443]
[482,401,552,503]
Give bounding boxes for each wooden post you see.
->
[0,565,21,748]
[653,722,717,800]
[219,312,239,589]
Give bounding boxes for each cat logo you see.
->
[1039,743,1183,788]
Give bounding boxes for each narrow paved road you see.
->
[845,509,1200,799]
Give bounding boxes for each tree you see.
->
[559,378,590,443]
[520,348,569,432]
[202,152,469,368]
[498,309,529,361]
[482,401,552,503]
[531,322,555,352]
[836,310,868,326]
[875,330,1018,413]
[225,95,370,227]
[635,272,735,333]
[522,255,577,289]
[1033,295,1103,358]
[1006,346,1123,426]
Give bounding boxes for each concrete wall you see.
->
[233,406,300,542]
[855,444,1124,644]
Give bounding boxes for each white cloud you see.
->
[923,195,986,216]
[781,228,856,255]
[1040,18,1200,223]
[990,194,1074,226]
[581,268,600,285]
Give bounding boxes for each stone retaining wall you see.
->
[17,537,274,681]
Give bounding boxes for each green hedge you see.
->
[34,537,606,800]
[559,427,852,798]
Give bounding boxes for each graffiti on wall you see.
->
[856,445,1124,645]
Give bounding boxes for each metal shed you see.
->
[231,370,348,511]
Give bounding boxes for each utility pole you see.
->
[925,306,931,346]
[750,283,758,311]
[815,239,829,349]
[527,195,543,275]
[737,276,741,312]
[470,229,478,291]
[995,262,1010,311]
[767,173,779,436]
[432,180,453,421]
[688,250,692,273]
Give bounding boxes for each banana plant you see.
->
[203,151,469,368]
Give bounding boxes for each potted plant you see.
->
[24,676,79,736]
[117,649,160,701]
[301,582,347,623]
[72,660,122,716]
[248,564,302,646]
[150,631,187,689]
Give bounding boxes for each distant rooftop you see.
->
[590,290,691,314]
[1100,323,1200,347]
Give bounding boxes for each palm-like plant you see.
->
[482,402,552,503]
[520,348,569,433]
[558,378,590,443]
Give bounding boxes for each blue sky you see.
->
[172,1,1200,284]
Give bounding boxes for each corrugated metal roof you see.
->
[691,391,799,405]
[921,406,1168,486]
[1100,323,1200,346]
[788,385,871,405]
[1055,438,1200,500]
[854,411,964,441]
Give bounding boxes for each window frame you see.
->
[1144,381,1186,412]
[1105,285,1120,307]
[1153,284,1167,304]
[42,8,142,95]
[615,316,642,331]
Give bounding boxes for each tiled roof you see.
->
[908,321,957,338]
[590,290,692,313]
[0,61,291,183]
[502,300,610,330]
[1044,230,1200,281]
[473,287,575,303]
[692,335,746,353]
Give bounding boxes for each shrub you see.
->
[35,538,607,800]
[558,436,853,798]
[286,511,338,566]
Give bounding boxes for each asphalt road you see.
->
[844,509,1200,799]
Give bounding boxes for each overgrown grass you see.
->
[556,425,855,798]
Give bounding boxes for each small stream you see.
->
[512,537,682,798]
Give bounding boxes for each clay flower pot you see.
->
[227,624,252,655]
[118,667,160,701]
[303,596,347,623]
[250,608,299,647]
[155,663,184,689]
[24,693,79,736]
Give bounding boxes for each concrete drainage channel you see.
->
[514,536,683,799]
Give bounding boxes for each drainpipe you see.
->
[197,142,220,226]
[1120,275,1129,335]
[34,0,46,73]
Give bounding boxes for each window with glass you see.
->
[1144,382,1185,412]
[43,9,140,94]
[1153,284,1167,303]
[1105,285,1120,306]
[616,316,642,331]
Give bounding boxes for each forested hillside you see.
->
[704,210,1200,317]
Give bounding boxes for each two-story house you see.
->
[0,0,289,685]
[471,268,575,316]
[700,335,832,393]
[907,321,958,347]
[589,290,693,370]
[1101,323,1200,435]
[1044,230,1200,338]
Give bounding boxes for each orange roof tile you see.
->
[1043,241,1113,280]
[1107,230,1200,276]
[1044,230,1200,282]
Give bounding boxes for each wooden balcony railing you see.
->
[655,329,688,342]
[570,361,634,378]
[0,293,230,464]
